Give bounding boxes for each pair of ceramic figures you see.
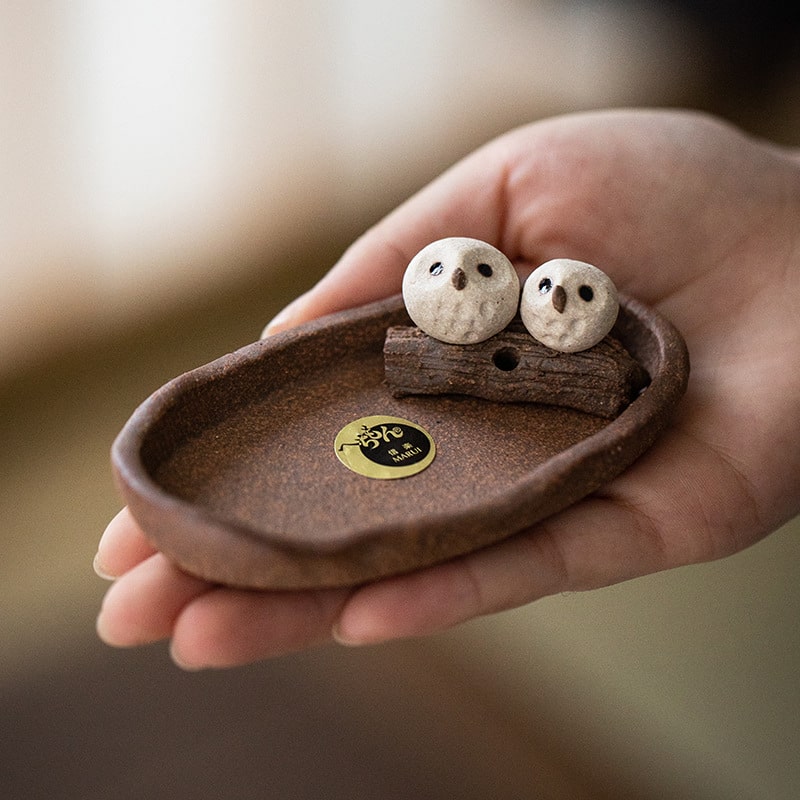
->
[402,237,619,353]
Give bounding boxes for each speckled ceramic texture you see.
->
[521,259,619,352]
[402,237,520,344]
[112,293,689,590]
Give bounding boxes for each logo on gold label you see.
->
[334,416,435,479]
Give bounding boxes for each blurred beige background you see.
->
[2,2,798,798]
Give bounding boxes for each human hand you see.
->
[95,109,800,669]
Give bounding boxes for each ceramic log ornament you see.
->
[520,259,619,352]
[402,237,520,344]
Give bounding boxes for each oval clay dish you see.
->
[112,294,689,590]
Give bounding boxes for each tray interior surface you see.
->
[152,350,607,547]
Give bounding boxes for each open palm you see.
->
[96,109,800,669]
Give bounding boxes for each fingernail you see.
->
[169,643,205,672]
[93,552,116,581]
[95,611,115,646]
[261,301,298,338]
[331,623,370,647]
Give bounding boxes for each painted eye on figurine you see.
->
[538,277,552,294]
[579,285,594,302]
[402,237,520,344]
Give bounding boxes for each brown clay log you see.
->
[383,323,649,419]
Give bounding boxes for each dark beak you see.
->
[451,267,467,291]
[552,284,567,313]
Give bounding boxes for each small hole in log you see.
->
[493,347,520,371]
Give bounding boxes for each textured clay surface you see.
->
[384,321,649,418]
[402,237,520,344]
[112,293,689,589]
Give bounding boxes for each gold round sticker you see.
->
[334,415,436,480]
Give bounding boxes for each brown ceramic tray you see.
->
[112,294,689,590]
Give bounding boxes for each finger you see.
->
[332,495,663,646]
[263,137,514,335]
[333,424,758,646]
[94,507,158,579]
[170,586,351,670]
[96,552,212,647]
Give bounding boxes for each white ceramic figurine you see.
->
[520,258,619,352]
[402,237,520,344]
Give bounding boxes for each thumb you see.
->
[261,135,514,336]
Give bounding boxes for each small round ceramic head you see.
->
[520,259,619,352]
[402,237,520,344]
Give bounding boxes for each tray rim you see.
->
[111,293,689,587]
